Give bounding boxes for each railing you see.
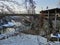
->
[0,14,40,16]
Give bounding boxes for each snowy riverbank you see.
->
[0,33,47,45]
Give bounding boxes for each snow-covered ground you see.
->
[0,33,47,45]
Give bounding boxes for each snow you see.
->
[2,22,15,27]
[51,34,60,38]
[0,33,47,45]
[0,32,60,45]
[58,34,60,38]
[51,34,57,38]
[0,34,5,39]
[48,41,60,45]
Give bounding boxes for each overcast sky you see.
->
[15,0,59,13]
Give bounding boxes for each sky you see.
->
[35,0,59,13]
[14,0,59,13]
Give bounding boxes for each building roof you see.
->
[40,8,60,13]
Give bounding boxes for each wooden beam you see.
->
[0,14,40,16]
